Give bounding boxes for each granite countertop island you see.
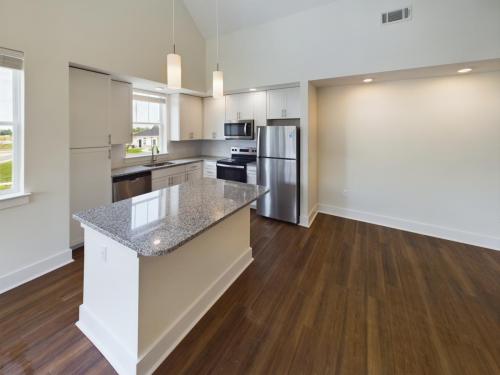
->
[73,178,268,375]
[73,178,268,256]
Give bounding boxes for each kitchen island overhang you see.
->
[73,179,268,375]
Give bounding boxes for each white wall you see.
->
[206,0,500,91]
[307,84,318,221]
[0,0,206,290]
[317,71,500,249]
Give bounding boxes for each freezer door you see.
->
[257,126,298,159]
[257,157,299,224]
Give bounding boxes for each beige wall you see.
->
[0,0,206,282]
[317,71,500,249]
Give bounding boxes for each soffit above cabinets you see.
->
[182,0,337,39]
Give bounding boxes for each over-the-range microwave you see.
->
[224,120,254,140]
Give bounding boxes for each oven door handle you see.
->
[217,164,245,169]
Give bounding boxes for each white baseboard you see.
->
[77,247,254,375]
[318,204,500,251]
[77,306,137,375]
[299,204,319,228]
[0,248,74,294]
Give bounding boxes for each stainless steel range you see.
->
[216,147,257,183]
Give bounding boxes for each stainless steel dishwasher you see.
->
[112,171,152,202]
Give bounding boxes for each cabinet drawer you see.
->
[152,165,186,179]
[204,170,216,178]
[186,162,202,171]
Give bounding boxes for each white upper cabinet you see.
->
[253,91,267,127]
[225,91,267,125]
[203,97,225,140]
[226,93,251,122]
[69,67,111,148]
[169,93,203,141]
[267,87,301,119]
[110,80,133,145]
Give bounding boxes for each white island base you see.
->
[76,207,252,375]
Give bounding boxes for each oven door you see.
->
[224,121,254,140]
[217,163,247,183]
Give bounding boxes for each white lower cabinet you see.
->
[151,162,202,190]
[203,160,217,179]
[247,164,257,209]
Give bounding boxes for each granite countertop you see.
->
[73,178,268,256]
[111,156,223,178]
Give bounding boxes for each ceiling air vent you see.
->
[382,7,412,24]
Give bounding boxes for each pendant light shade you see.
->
[212,0,223,98]
[213,70,224,98]
[167,0,181,89]
[167,52,181,89]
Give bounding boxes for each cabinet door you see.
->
[170,173,186,186]
[70,67,111,148]
[284,87,301,119]
[203,97,225,140]
[110,80,132,145]
[238,93,254,120]
[70,147,111,247]
[186,168,202,183]
[181,95,203,140]
[170,94,203,141]
[152,177,169,191]
[225,94,239,122]
[267,89,286,119]
[253,91,267,127]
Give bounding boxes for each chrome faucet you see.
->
[151,145,160,164]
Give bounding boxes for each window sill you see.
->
[0,192,31,210]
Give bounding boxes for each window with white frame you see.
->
[126,92,167,157]
[0,48,24,195]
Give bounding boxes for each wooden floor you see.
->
[1,213,499,374]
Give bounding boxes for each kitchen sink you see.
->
[143,162,175,168]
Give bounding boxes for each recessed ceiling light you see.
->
[155,87,165,91]
[363,78,373,83]
[249,88,257,91]
[457,68,472,74]
[153,239,161,245]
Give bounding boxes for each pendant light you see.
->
[212,0,224,98]
[167,0,181,89]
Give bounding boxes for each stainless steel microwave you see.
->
[224,120,254,140]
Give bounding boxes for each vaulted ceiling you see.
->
[182,0,337,39]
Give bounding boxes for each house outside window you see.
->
[126,93,166,157]
[0,48,24,196]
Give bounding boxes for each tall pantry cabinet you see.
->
[69,67,132,247]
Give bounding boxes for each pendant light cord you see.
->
[216,0,219,71]
[172,0,176,53]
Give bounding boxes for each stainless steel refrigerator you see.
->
[256,126,300,224]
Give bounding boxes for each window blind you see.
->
[0,47,24,70]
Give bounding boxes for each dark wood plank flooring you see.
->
[1,213,499,374]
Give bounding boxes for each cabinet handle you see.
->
[108,149,111,159]
[284,109,287,118]
[108,134,111,144]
